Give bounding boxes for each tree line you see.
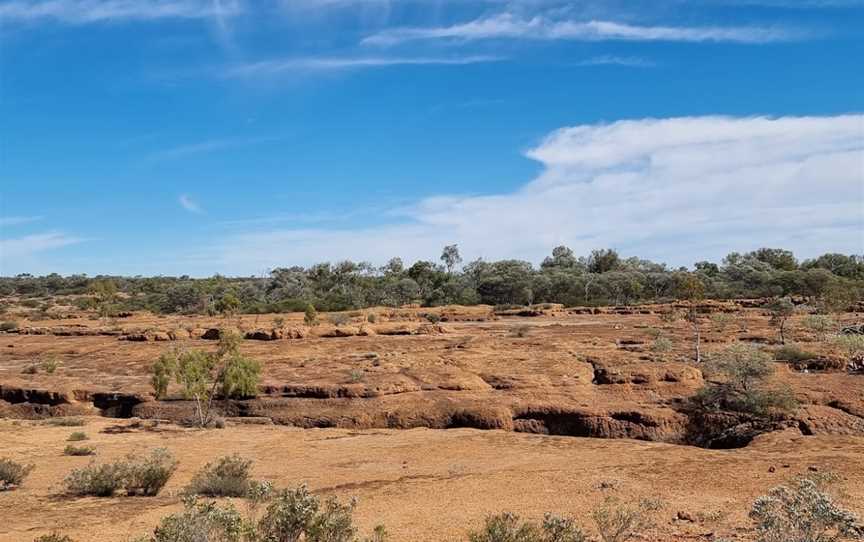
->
[1,247,861,315]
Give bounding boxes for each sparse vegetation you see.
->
[64,462,125,496]
[305,304,319,327]
[42,357,59,374]
[0,320,19,332]
[768,298,795,344]
[692,344,797,417]
[0,458,34,490]
[749,473,864,542]
[592,498,662,542]
[63,444,95,456]
[329,312,351,326]
[468,511,588,542]
[802,314,836,341]
[650,337,673,353]
[67,431,88,441]
[710,312,736,332]
[138,483,381,542]
[33,535,74,542]
[511,324,531,338]
[63,449,176,497]
[773,344,819,364]
[185,454,252,497]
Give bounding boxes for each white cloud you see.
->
[224,55,503,77]
[574,55,654,67]
[147,136,280,161]
[0,232,85,275]
[362,13,802,45]
[211,114,864,273]
[179,194,203,213]
[0,215,42,227]
[0,0,242,24]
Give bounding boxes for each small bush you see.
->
[304,304,319,327]
[710,313,736,332]
[650,337,673,353]
[468,512,587,542]
[64,462,125,497]
[773,344,819,363]
[22,364,39,375]
[0,458,34,490]
[148,497,245,542]
[274,316,286,329]
[592,498,662,542]
[423,312,441,324]
[185,454,252,497]
[511,325,531,338]
[123,448,178,496]
[42,357,59,374]
[45,417,85,427]
[366,313,378,323]
[0,320,19,332]
[692,344,798,417]
[750,474,864,542]
[329,313,351,326]
[33,535,74,542]
[802,314,836,340]
[259,485,320,541]
[63,449,176,497]
[834,334,864,360]
[67,431,88,442]
[63,445,95,456]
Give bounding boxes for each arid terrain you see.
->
[1,301,862,541]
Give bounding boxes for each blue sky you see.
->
[1,0,862,277]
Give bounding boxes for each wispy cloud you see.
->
[0,215,43,227]
[209,114,863,273]
[0,0,242,24]
[362,13,804,45]
[147,136,280,161]
[225,55,503,77]
[574,55,655,67]
[0,231,84,258]
[179,194,203,214]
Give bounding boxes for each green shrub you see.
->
[33,535,74,542]
[366,313,378,324]
[63,449,176,497]
[329,313,351,326]
[123,448,178,496]
[185,454,252,497]
[148,497,246,542]
[64,462,125,496]
[592,498,662,542]
[650,337,673,353]
[750,474,864,542]
[773,344,819,363]
[423,312,441,324]
[0,320,19,332]
[304,304,319,327]
[834,334,864,360]
[802,314,836,340]
[258,485,320,541]
[692,344,798,417]
[468,512,587,542]
[63,445,95,456]
[42,357,59,374]
[67,431,88,442]
[0,458,34,490]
